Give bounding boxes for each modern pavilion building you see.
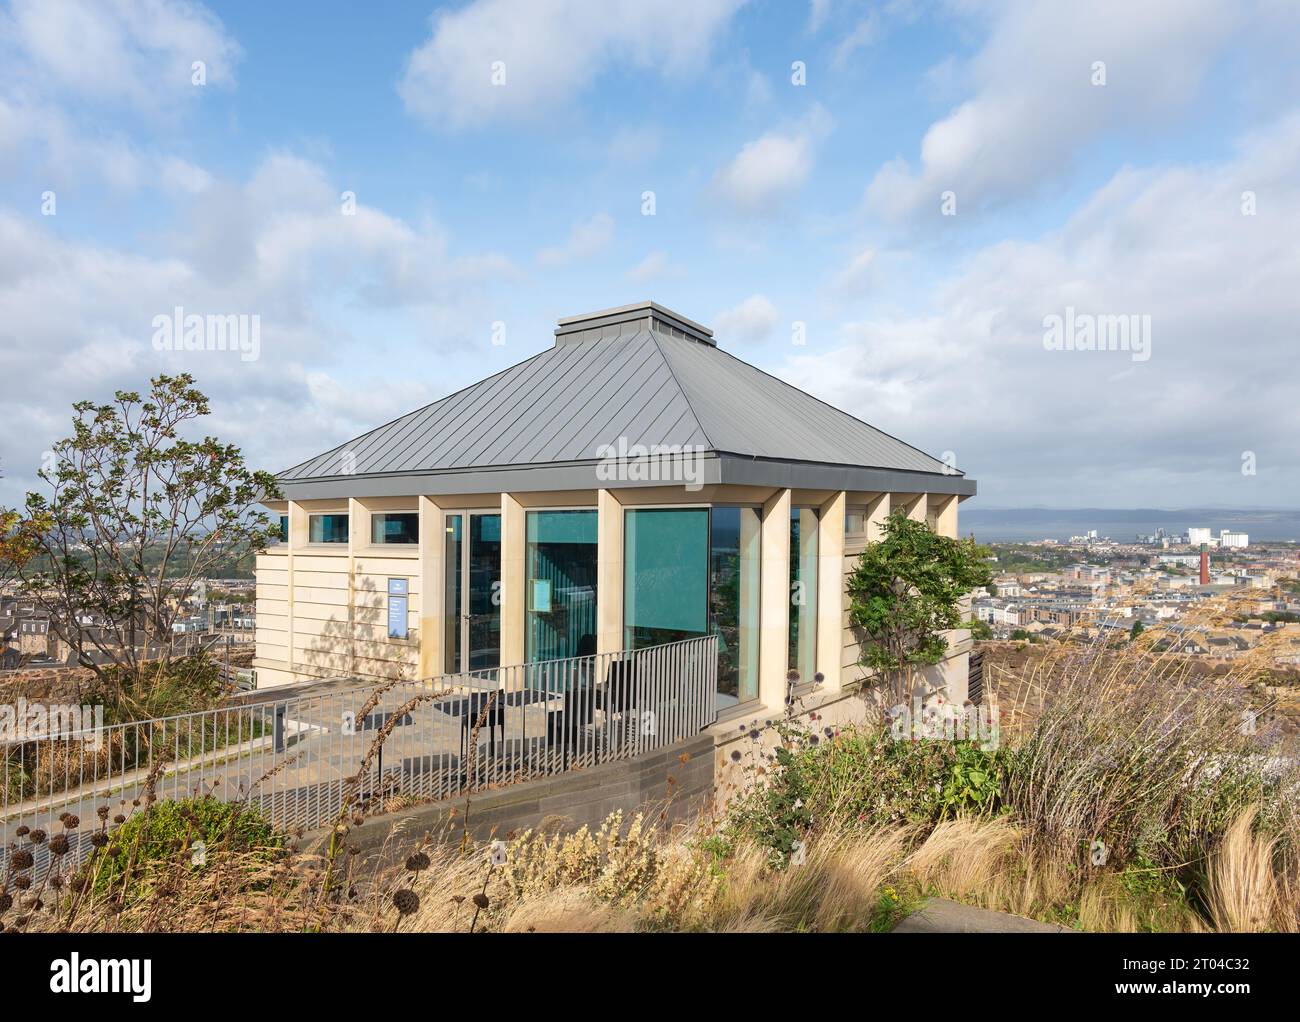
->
[254,301,977,724]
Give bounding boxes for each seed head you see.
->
[392,889,420,916]
[405,852,430,873]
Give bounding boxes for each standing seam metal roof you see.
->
[277,307,956,482]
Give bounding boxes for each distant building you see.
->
[1188,527,1213,546]
[1219,530,1249,548]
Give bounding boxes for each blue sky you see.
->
[2,0,1299,511]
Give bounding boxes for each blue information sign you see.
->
[387,578,409,639]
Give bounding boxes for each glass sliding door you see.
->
[789,507,819,682]
[623,509,709,649]
[443,515,463,673]
[525,510,598,665]
[709,507,760,706]
[443,511,502,674]
[467,513,501,670]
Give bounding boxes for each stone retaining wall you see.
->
[327,732,716,859]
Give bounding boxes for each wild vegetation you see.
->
[3,634,1299,934]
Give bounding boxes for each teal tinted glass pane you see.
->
[525,510,597,667]
[468,514,501,670]
[371,513,418,544]
[710,507,760,706]
[789,507,818,679]
[624,509,708,649]
[309,514,349,544]
[279,515,288,543]
[527,510,598,545]
[444,515,462,673]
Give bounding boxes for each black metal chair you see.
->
[454,689,506,776]
[541,634,597,769]
[597,656,640,753]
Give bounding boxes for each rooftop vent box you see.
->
[554,300,716,347]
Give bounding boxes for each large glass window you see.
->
[308,513,348,544]
[467,514,501,670]
[278,515,289,543]
[444,512,502,674]
[623,507,761,708]
[789,507,819,681]
[444,515,462,672]
[709,507,761,706]
[526,510,598,664]
[624,509,709,649]
[371,512,418,545]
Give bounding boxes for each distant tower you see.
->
[1199,543,1209,586]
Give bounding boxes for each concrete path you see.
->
[893,897,1073,933]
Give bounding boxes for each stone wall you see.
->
[0,666,97,703]
[330,732,716,860]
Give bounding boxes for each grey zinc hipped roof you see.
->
[277,302,973,498]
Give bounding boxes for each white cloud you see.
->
[807,0,833,33]
[712,104,832,214]
[865,0,1263,220]
[784,113,1300,505]
[626,250,679,284]
[829,248,877,296]
[536,212,615,268]
[0,0,236,194]
[714,294,780,344]
[0,155,513,506]
[398,0,746,129]
[830,12,879,69]
[607,124,662,163]
[3,0,240,109]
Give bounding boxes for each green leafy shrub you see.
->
[88,796,282,899]
[733,723,1005,864]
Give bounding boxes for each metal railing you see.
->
[1,634,718,863]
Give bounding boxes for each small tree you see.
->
[14,374,281,705]
[846,507,993,698]
[1129,620,1145,640]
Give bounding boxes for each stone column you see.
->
[417,495,444,678]
[816,491,846,692]
[596,489,624,655]
[500,492,527,666]
[758,488,792,709]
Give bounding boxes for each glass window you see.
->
[845,507,867,536]
[624,509,709,649]
[371,512,419,545]
[526,510,598,666]
[278,515,289,543]
[622,507,761,708]
[710,507,761,707]
[308,513,349,544]
[789,507,819,681]
[444,515,462,673]
[467,514,501,670]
